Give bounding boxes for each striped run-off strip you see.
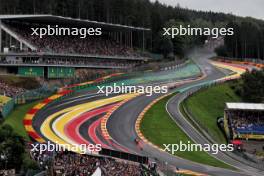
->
[23,90,73,143]
[40,94,138,154]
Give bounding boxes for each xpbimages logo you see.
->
[163,25,234,39]
[30,141,102,154]
[97,83,168,96]
[163,141,234,155]
[31,25,102,38]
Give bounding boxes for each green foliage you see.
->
[153,34,173,58]
[3,100,41,140]
[240,69,264,102]
[141,94,234,169]
[2,1,263,59]
[0,0,238,58]
[185,83,241,144]
[215,45,228,57]
[22,153,39,170]
[0,124,25,171]
[0,124,40,173]
[223,19,264,60]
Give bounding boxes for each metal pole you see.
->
[130,31,133,48]
[20,42,23,50]
[0,20,2,53]
[142,31,145,52]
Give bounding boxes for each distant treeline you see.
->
[1,0,264,59]
[216,20,264,60]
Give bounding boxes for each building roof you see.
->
[226,102,264,111]
[0,14,150,31]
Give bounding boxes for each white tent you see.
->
[91,167,102,176]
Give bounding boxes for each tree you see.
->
[153,34,173,58]
[215,45,228,57]
[1,0,264,59]
[240,69,264,103]
[0,125,25,171]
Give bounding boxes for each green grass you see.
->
[184,83,241,144]
[140,94,234,170]
[2,100,41,141]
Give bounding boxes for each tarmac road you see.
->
[32,47,264,175]
[107,48,264,176]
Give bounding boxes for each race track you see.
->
[30,47,264,176]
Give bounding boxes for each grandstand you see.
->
[224,103,264,140]
[0,15,152,78]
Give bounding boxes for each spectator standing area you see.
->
[224,102,264,140]
[0,15,152,78]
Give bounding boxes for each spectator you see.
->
[0,80,26,98]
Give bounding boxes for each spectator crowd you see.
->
[29,146,156,176]
[228,111,264,134]
[5,22,142,58]
[0,57,138,69]
[0,79,26,98]
[53,152,145,176]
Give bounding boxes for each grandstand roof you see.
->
[226,103,264,111]
[0,14,150,31]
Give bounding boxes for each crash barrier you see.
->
[99,148,149,164]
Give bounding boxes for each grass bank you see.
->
[2,100,41,141]
[140,94,234,170]
[183,83,241,144]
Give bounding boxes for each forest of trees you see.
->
[216,19,264,60]
[1,0,264,59]
[231,69,264,103]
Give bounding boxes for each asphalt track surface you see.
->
[32,64,201,153]
[32,48,264,176]
[107,48,264,176]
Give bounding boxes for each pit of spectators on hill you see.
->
[0,75,40,97]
